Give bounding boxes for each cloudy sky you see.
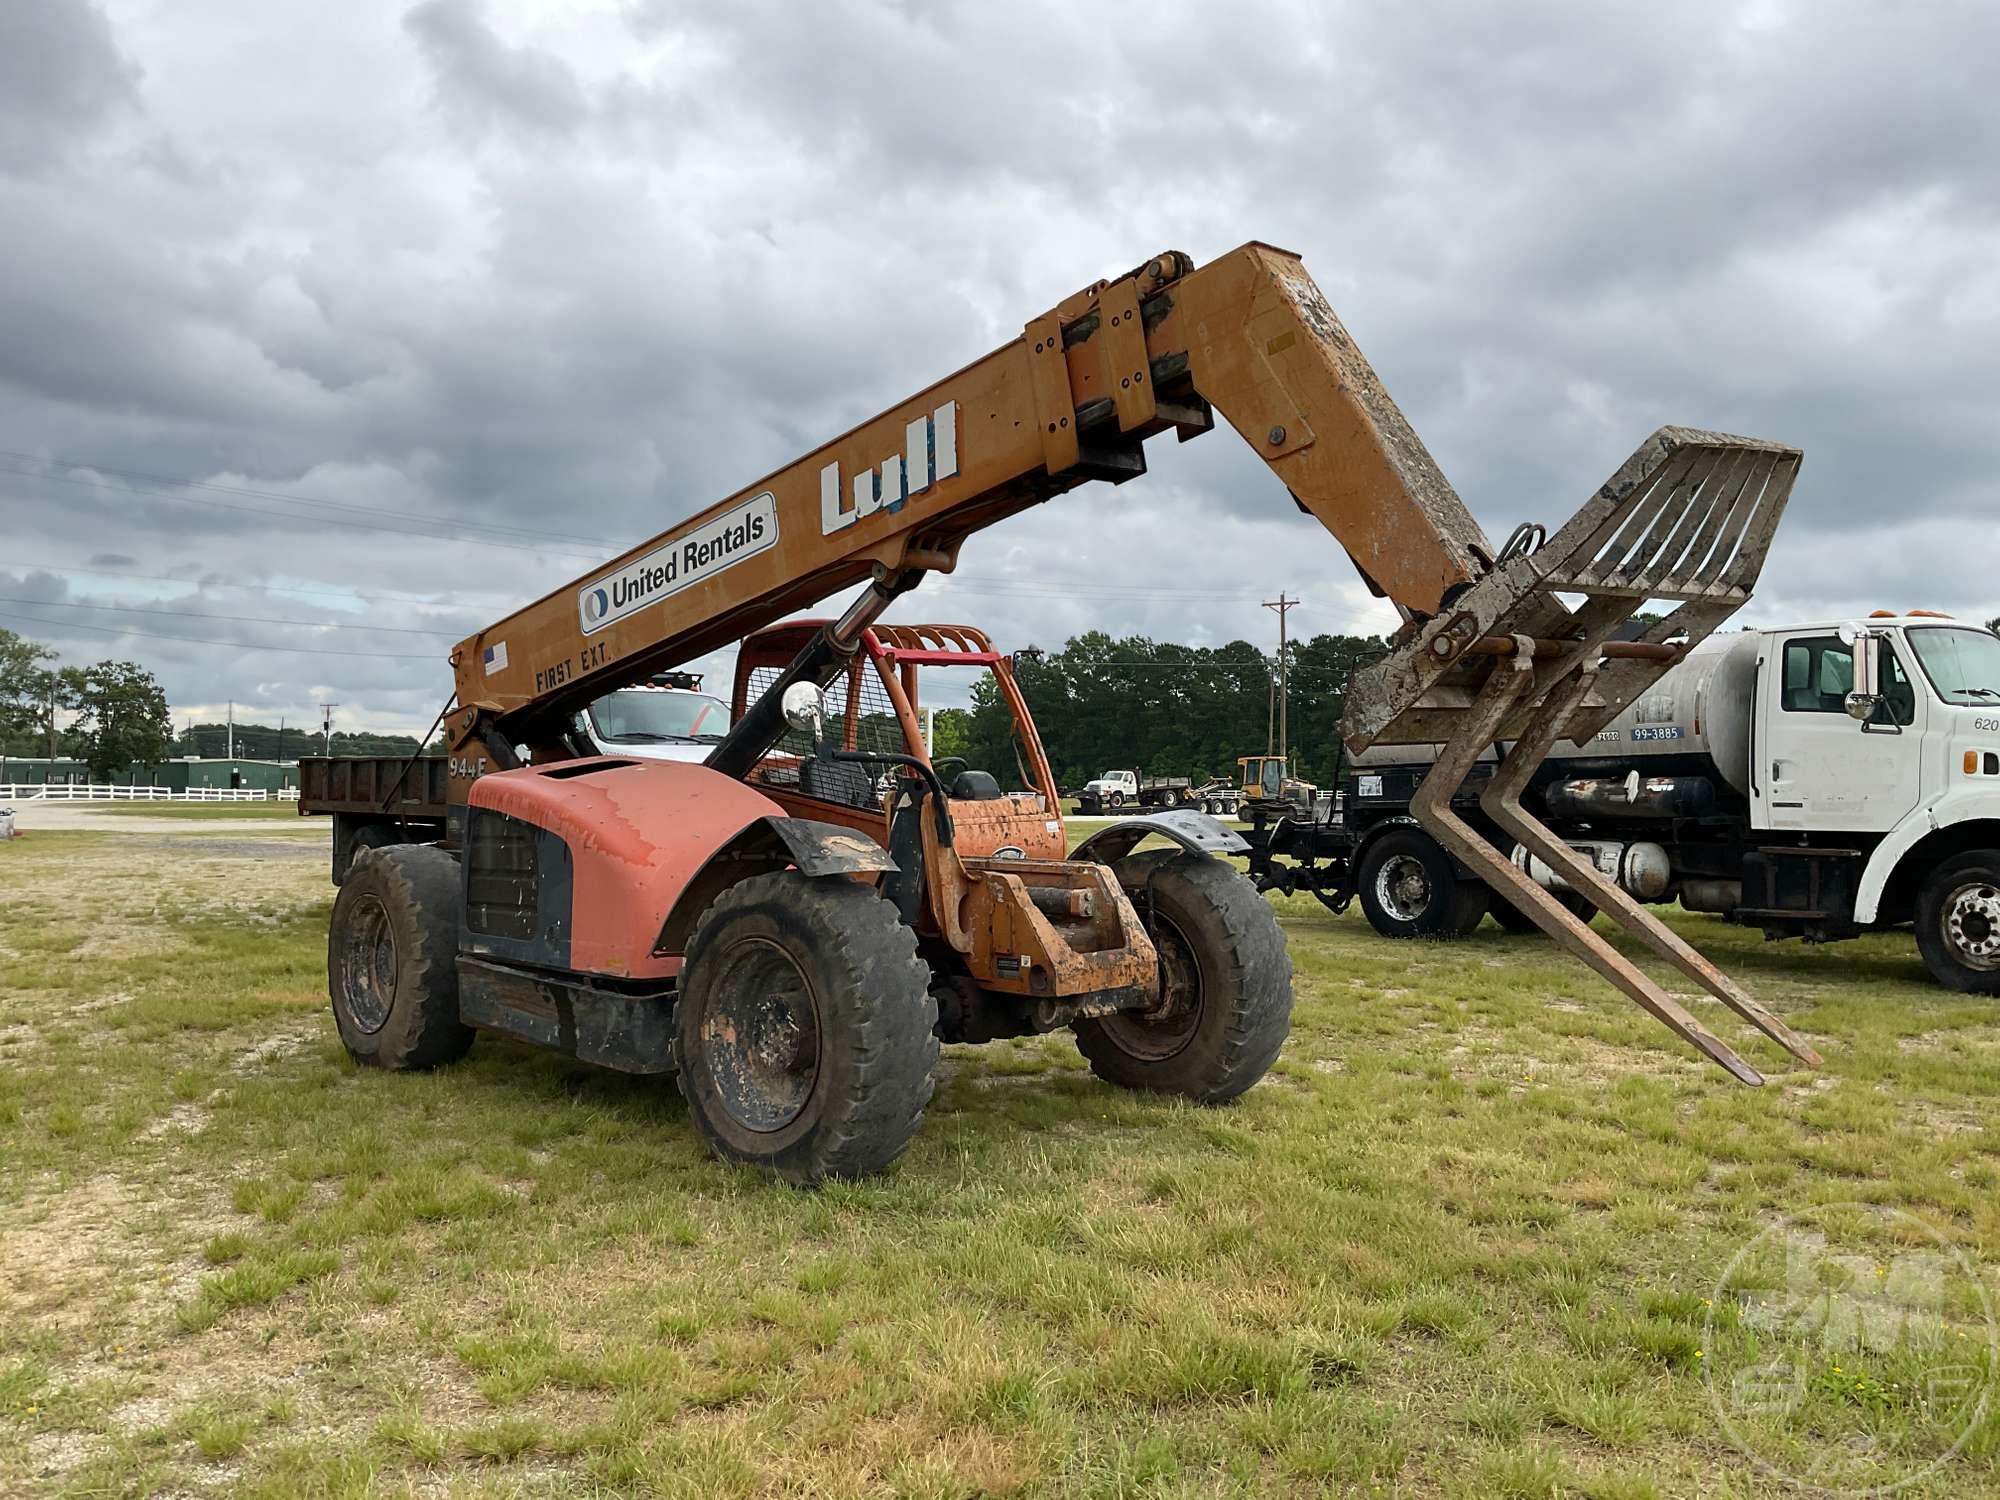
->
[3,0,1996,738]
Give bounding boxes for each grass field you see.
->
[91,803,305,821]
[2,828,1997,1497]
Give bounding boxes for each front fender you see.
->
[1854,792,2000,923]
[1069,808,1248,867]
[657,815,895,953]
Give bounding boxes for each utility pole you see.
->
[46,677,58,763]
[226,700,234,762]
[278,715,286,764]
[1262,594,1297,763]
[320,702,339,754]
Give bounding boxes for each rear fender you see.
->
[656,815,896,954]
[1069,808,1248,867]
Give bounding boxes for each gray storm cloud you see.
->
[2,0,1995,736]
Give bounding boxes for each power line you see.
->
[0,595,461,637]
[2,558,503,610]
[0,450,621,550]
[0,607,440,660]
[0,461,610,561]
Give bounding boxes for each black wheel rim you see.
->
[1099,908,1203,1062]
[1941,880,2000,972]
[338,895,397,1034]
[700,937,822,1133]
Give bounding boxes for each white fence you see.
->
[0,784,298,803]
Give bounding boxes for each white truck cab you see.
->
[1752,617,2000,985]
[574,675,733,767]
[1081,770,1143,809]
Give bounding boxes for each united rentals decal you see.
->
[578,492,778,635]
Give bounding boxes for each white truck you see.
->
[301,674,732,883]
[1253,614,2000,993]
[1074,768,1195,814]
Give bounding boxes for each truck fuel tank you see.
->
[1512,840,1674,902]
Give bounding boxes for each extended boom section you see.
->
[443,242,1805,1085]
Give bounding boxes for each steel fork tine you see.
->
[1480,656,1820,1068]
[1409,654,1765,1085]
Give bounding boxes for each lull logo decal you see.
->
[820,402,958,535]
[578,492,778,635]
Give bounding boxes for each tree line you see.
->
[946,628,1394,792]
[0,626,421,778]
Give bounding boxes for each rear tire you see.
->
[327,844,473,1070]
[676,873,938,1184]
[1915,851,2000,995]
[1160,788,1180,809]
[1356,829,1488,939]
[1074,852,1292,1101]
[1490,886,1597,933]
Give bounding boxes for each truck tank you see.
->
[1557,631,1758,797]
[1345,631,1760,805]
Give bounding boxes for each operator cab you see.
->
[731,620,1062,863]
[574,672,732,765]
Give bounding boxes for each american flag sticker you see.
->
[484,640,509,673]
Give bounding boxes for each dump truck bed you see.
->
[297,756,449,819]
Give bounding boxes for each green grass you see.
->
[90,800,305,820]
[2,829,1998,1495]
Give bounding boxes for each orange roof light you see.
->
[1907,609,1954,619]
[1870,609,1897,618]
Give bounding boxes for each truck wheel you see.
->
[1074,852,1292,1101]
[327,844,473,1070]
[1916,852,2000,995]
[676,872,938,1184]
[1160,788,1180,809]
[1108,791,1124,810]
[1490,886,1597,933]
[1356,830,1488,940]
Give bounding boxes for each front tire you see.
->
[1108,791,1124,811]
[1074,852,1292,1101]
[327,844,473,1070]
[1916,852,2000,995]
[1356,829,1488,939]
[676,873,938,1183]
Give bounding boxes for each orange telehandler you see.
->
[323,242,1817,1182]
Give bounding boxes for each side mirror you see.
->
[1842,627,1881,723]
[780,681,824,741]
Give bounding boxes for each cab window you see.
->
[1879,646,1916,726]
[1780,638,1852,713]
